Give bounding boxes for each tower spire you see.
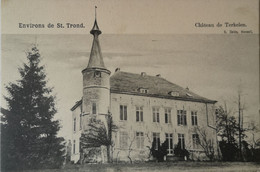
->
[85,6,108,70]
[90,6,101,35]
[95,6,97,20]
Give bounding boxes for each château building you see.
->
[70,17,218,163]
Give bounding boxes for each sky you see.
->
[1,0,259,139]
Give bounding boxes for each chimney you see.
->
[115,68,120,72]
[156,74,161,77]
[141,72,146,77]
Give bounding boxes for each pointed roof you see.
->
[86,19,106,69]
[90,19,102,35]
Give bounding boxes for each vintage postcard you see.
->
[1,0,259,171]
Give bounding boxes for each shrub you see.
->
[173,142,190,160]
[151,139,168,162]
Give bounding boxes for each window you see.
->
[119,131,128,149]
[136,106,143,122]
[215,109,219,115]
[120,105,127,121]
[73,117,76,132]
[191,111,198,126]
[80,114,82,129]
[140,88,148,93]
[177,110,187,126]
[153,133,160,150]
[192,134,200,149]
[165,108,171,123]
[169,91,179,97]
[92,102,96,114]
[153,107,160,123]
[94,71,101,78]
[136,132,144,149]
[178,134,185,149]
[73,140,76,154]
[165,133,173,155]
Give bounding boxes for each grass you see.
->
[10,161,260,172]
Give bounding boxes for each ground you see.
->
[11,162,260,172]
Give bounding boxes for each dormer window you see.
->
[169,91,179,97]
[186,93,193,97]
[94,71,101,78]
[139,88,148,94]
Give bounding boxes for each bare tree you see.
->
[127,135,135,164]
[194,127,215,161]
[145,132,153,159]
[80,114,117,163]
[115,150,120,164]
[247,120,260,149]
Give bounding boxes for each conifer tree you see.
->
[1,46,65,170]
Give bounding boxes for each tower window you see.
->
[94,71,101,78]
[92,102,97,114]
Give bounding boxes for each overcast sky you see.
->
[1,33,259,139]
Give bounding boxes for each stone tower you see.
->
[82,17,111,117]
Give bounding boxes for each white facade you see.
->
[71,92,217,162]
[109,93,217,161]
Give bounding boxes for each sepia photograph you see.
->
[1,0,259,171]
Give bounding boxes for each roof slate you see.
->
[110,71,216,103]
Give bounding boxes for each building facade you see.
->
[71,19,217,163]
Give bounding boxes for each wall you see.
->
[110,93,217,161]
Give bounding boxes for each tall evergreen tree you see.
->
[1,46,65,170]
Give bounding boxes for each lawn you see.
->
[18,162,260,172]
